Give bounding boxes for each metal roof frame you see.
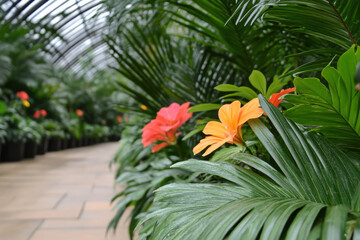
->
[0,0,112,74]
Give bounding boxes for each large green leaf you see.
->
[285,46,360,152]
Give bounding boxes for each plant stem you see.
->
[327,0,357,45]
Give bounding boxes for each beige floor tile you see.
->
[30,228,130,240]
[0,220,42,240]
[41,218,109,229]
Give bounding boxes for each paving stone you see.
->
[0,220,42,240]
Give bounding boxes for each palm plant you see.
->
[229,0,360,74]
[137,95,360,239]
[284,45,360,153]
[106,18,244,113]
[108,119,193,238]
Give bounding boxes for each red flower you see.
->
[142,102,192,153]
[76,109,84,117]
[16,91,29,101]
[40,109,47,117]
[116,115,123,123]
[268,88,296,107]
[33,110,41,119]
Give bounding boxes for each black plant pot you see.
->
[68,138,76,148]
[61,139,68,150]
[75,139,81,147]
[0,143,2,161]
[83,138,89,146]
[1,141,25,162]
[109,135,120,142]
[37,138,48,155]
[24,141,37,158]
[48,138,62,151]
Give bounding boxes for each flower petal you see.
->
[238,98,263,126]
[193,136,225,155]
[202,137,230,156]
[152,142,169,153]
[218,101,241,131]
[202,121,228,138]
[268,88,296,107]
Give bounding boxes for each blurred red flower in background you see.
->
[116,115,122,122]
[76,109,84,117]
[40,109,47,117]
[33,110,41,119]
[16,91,29,101]
[142,102,192,153]
[34,109,47,118]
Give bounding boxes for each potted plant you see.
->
[63,116,82,148]
[1,113,26,162]
[43,120,65,151]
[33,110,49,155]
[0,118,7,159]
[37,122,50,155]
[0,101,8,158]
[23,119,42,158]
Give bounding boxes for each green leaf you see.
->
[284,105,346,126]
[188,103,221,113]
[0,101,7,115]
[351,183,360,212]
[266,75,291,98]
[215,84,245,92]
[286,47,360,152]
[210,146,246,162]
[321,205,348,240]
[249,70,267,95]
[220,87,258,100]
[293,77,332,104]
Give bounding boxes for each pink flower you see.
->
[142,102,192,153]
[33,110,41,119]
[40,109,47,117]
[16,91,29,101]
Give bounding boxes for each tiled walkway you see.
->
[0,142,130,240]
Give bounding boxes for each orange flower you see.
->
[268,88,295,107]
[141,105,148,110]
[193,98,263,156]
[76,109,84,117]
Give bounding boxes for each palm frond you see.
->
[285,45,360,152]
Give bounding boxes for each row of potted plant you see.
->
[0,122,119,162]
[0,91,122,162]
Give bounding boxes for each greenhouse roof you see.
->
[0,0,112,72]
